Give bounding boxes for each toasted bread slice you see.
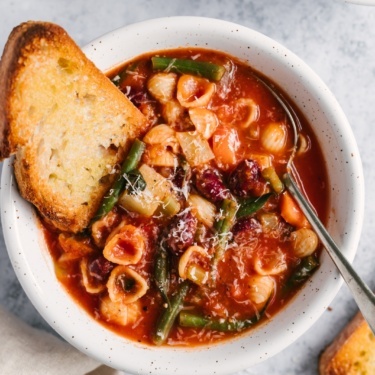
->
[0,21,147,233]
[319,312,375,375]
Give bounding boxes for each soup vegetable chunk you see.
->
[45,49,328,346]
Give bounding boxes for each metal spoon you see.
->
[255,74,375,334]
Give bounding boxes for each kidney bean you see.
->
[232,217,262,237]
[195,168,230,202]
[164,210,198,255]
[228,159,267,198]
[88,255,115,281]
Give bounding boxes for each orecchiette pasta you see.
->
[103,225,145,265]
[100,295,142,326]
[291,228,319,258]
[253,248,288,276]
[147,72,177,104]
[177,74,215,108]
[107,265,148,304]
[91,210,121,248]
[80,257,106,294]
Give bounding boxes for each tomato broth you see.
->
[43,48,328,346]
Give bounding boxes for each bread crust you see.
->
[0,21,147,232]
[319,312,375,374]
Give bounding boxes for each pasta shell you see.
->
[143,124,179,152]
[291,228,319,258]
[253,248,288,276]
[107,265,148,304]
[162,99,185,127]
[147,72,177,104]
[247,275,274,308]
[296,133,311,156]
[233,98,260,131]
[145,144,178,167]
[260,122,287,154]
[143,124,180,167]
[189,107,218,139]
[177,74,215,108]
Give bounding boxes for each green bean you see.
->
[211,199,238,282]
[154,243,170,303]
[236,193,272,219]
[93,139,146,221]
[178,155,191,199]
[112,61,139,87]
[261,167,284,194]
[152,281,190,346]
[151,57,226,82]
[179,302,268,332]
[283,255,319,293]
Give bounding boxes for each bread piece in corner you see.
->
[319,312,375,375]
[0,21,147,233]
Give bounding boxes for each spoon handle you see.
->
[283,172,375,334]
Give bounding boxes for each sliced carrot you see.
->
[280,191,309,228]
[211,125,240,169]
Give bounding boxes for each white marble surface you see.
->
[0,0,374,374]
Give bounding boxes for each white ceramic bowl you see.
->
[1,17,364,375]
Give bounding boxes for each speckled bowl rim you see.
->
[1,16,364,375]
